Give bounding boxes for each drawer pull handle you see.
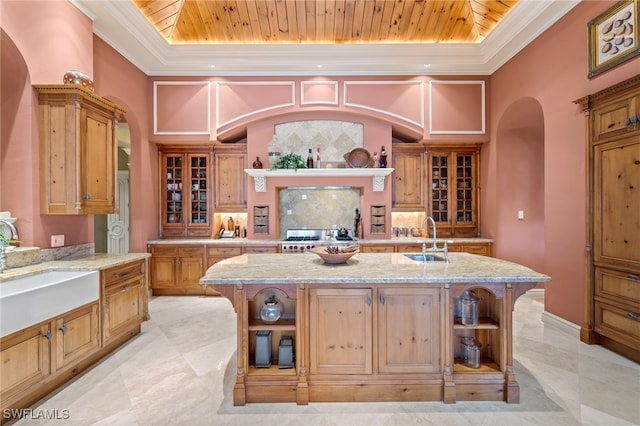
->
[380,294,386,306]
[114,272,134,279]
[59,324,67,334]
[628,274,639,280]
[627,313,639,321]
[366,295,372,307]
[43,330,52,342]
[124,285,132,291]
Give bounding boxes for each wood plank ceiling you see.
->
[133,0,518,45]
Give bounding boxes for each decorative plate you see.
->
[343,148,374,168]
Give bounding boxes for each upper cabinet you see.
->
[34,85,125,215]
[214,144,247,212]
[158,146,213,238]
[426,144,480,238]
[392,144,424,211]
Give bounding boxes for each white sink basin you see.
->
[0,270,99,338]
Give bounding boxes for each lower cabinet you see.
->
[148,245,206,295]
[0,258,148,423]
[309,286,441,376]
[102,260,146,345]
[223,280,530,406]
[0,302,100,417]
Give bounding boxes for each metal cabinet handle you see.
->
[44,330,52,342]
[59,324,67,334]
[83,194,90,201]
[628,274,639,280]
[366,295,371,307]
[380,294,385,306]
[627,312,639,321]
[123,285,132,291]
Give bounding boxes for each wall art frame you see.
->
[588,0,640,79]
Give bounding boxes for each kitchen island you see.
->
[200,252,550,406]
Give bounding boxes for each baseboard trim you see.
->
[541,310,581,339]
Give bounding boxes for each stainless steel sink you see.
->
[404,253,446,262]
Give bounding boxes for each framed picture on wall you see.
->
[588,0,640,78]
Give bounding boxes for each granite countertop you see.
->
[200,252,549,285]
[0,253,151,282]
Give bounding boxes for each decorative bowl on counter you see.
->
[310,245,359,264]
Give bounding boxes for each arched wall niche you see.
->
[494,97,545,276]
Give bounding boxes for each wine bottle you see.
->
[307,148,314,168]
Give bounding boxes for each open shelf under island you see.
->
[200,252,550,406]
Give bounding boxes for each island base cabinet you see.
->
[220,278,538,406]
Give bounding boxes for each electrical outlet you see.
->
[517,210,524,220]
[51,235,65,247]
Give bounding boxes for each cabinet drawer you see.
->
[370,215,385,225]
[207,246,242,256]
[103,261,143,285]
[594,301,640,345]
[150,245,177,256]
[254,206,269,216]
[254,216,269,225]
[371,206,386,216]
[244,245,278,254]
[463,243,491,256]
[361,245,394,253]
[595,267,640,304]
[178,246,204,256]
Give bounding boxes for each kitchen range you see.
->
[281,228,355,253]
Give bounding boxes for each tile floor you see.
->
[13,292,639,426]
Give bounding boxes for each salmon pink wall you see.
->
[487,1,640,326]
[93,37,156,252]
[1,0,94,248]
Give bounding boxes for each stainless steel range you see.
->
[281,229,355,253]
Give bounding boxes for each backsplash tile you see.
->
[274,120,363,162]
[279,187,360,238]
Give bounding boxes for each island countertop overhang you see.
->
[200,252,550,285]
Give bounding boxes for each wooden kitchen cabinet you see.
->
[360,244,395,253]
[54,303,100,370]
[309,288,373,375]
[101,260,146,346]
[214,144,247,211]
[392,144,425,211]
[159,147,213,238]
[378,287,440,374]
[309,286,441,376]
[148,244,206,295]
[426,144,480,238]
[0,302,99,417]
[34,85,125,215]
[576,75,640,363]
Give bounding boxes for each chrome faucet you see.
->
[422,216,438,250]
[0,219,18,272]
[421,216,449,263]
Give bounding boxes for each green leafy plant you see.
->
[271,153,307,170]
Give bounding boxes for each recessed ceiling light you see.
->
[316,65,323,68]
[209,65,216,68]
[423,64,431,68]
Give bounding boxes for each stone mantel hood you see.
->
[245,168,394,192]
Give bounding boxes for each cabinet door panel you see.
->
[179,256,204,285]
[310,288,372,375]
[150,257,177,288]
[594,140,640,266]
[104,278,144,344]
[378,287,440,373]
[82,112,114,212]
[55,303,100,370]
[0,323,51,398]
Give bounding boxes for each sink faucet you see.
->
[0,219,18,273]
[422,216,438,251]
[421,216,450,263]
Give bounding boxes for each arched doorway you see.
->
[494,98,545,274]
